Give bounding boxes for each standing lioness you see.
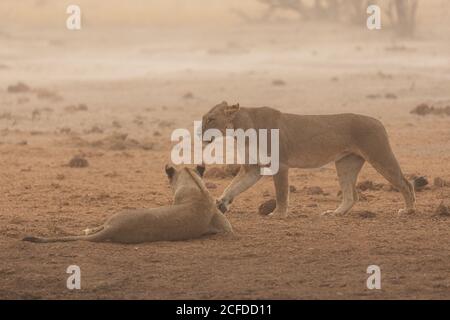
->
[23,165,233,244]
[202,101,415,218]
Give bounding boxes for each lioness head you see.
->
[201,101,240,143]
[165,164,206,189]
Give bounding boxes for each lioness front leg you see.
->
[217,165,261,213]
[322,154,365,216]
[269,166,289,218]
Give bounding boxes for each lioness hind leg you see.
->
[364,148,416,215]
[206,212,234,235]
[269,166,289,218]
[322,154,365,216]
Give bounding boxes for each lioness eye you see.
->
[207,118,214,124]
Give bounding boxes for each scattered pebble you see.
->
[65,104,88,112]
[357,211,377,219]
[305,186,326,195]
[272,79,286,86]
[434,177,449,188]
[413,176,428,191]
[0,112,12,120]
[84,126,104,134]
[410,103,450,116]
[183,92,194,99]
[7,82,30,93]
[34,88,63,102]
[16,140,27,146]
[258,199,276,215]
[434,201,450,217]
[357,180,383,191]
[205,182,217,189]
[385,93,397,99]
[112,120,122,129]
[366,94,381,99]
[68,155,89,168]
[104,172,119,178]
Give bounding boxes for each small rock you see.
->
[435,201,450,217]
[104,172,119,178]
[385,93,397,99]
[68,155,89,168]
[112,120,122,129]
[16,140,27,146]
[272,79,286,86]
[357,211,377,219]
[258,199,276,215]
[84,126,103,134]
[205,182,217,189]
[357,180,383,191]
[306,186,325,195]
[7,82,30,93]
[411,103,431,115]
[366,94,381,99]
[141,142,154,151]
[410,104,450,116]
[65,104,88,112]
[183,92,194,99]
[434,177,449,188]
[289,185,297,193]
[0,112,12,120]
[413,176,428,191]
[35,89,63,102]
[59,127,71,134]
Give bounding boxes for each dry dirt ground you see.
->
[1,22,450,299]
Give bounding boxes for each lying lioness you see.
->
[23,165,233,244]
[202,101,415,218]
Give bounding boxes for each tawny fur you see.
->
[23,166,233,244]
[202,101,416,218]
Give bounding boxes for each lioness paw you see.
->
[216,199,230,213]
[320,209,335,216]
[398,208,416,216]
[268,208,288,219]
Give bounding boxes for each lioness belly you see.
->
[280,113,360,168]
[286,149,353,168]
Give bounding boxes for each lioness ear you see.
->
[165,164,176,179]
[196,164,206,178]
[224,103,240,117]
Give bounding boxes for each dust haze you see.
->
[1,0,450,299]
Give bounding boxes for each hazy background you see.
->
[1,0,449,31]
[1,1,450,300]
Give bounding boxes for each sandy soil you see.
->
[1,17,450,299]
